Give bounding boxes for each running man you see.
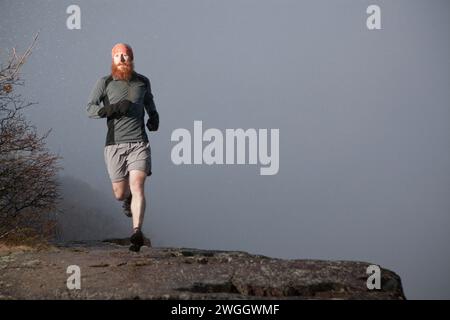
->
[86,43,159,252]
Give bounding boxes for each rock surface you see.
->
[0,240,406,300]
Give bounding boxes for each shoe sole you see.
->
[129,244,141,252]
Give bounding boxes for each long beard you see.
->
[111,61,134,81]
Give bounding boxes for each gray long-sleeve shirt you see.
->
[86,71,158,146]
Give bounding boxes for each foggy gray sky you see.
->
[1,0,449,299]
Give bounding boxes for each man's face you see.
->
[113,49,131,67]
[111,44,134,80]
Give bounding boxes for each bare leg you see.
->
[129,169,147,230]
[111,177,130,201]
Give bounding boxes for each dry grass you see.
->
[0,213,56,255]
[0,221,55,255]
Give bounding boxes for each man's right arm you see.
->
[86,77,106,119]
[86,77,131,119]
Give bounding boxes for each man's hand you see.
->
[146,110,159,131]
[98,100,132,118]
[117,99,131,115]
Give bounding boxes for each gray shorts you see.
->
[104,141,152,182]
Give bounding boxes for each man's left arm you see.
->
[143,78,159,131]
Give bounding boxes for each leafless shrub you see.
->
[0,33,62,243]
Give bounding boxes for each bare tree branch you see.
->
[0,32,61,241]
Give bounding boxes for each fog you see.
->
[1,0,449,299]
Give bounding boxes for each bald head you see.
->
[111,43,134,61]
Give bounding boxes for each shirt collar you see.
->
[112,71,137,81]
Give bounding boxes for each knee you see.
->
[114,191,127,201]
[116,194,127,201]
[130,183,145,197]
[113,187,128,201]
[130,189,144,198]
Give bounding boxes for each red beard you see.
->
[111,61,134,81]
